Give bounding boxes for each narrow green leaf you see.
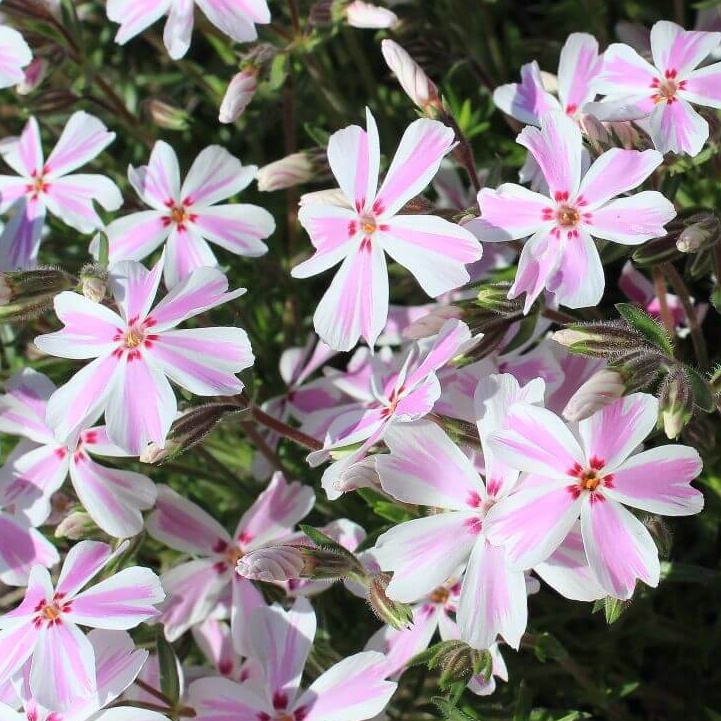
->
[156,632,180,707]
[684,365,716,412]
[615,303,673,356]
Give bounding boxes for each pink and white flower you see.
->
[34,258,253,455]
[470,111,675,312]
[484,393,704,599]
[0,112,121,268]
[0,369,156,538]
[0,24,32,89]
[292,108,482,350]
[146,473,314,645]
[98,141,274,287]
[590,20,721,156]
[188,598,396,721]
[107,0,271,60]
[0,541,164,711]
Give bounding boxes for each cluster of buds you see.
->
[413,640,494,690]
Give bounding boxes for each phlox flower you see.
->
[146,473,314,645]
[0,541,164,711]
[188,598,396,721]
[0,369,156,538]
[292,108,482,351]
[484,393,704,599]
[0,630,168,721]
[98,140,275,287]
[107,0,271,60]
[0,24,32,89]
[470,111,675,312]
[590,20,721,156]
[0,112,121,269]
[34,257,253,455]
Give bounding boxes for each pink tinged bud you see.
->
[333,457,380,494]
[139,441,176,464]
[144,99,190,131]
[257,152,314,192]
[17,57,48,95]
[237,545,307,582]
[344,1,399,28]
[381,39,441,114]
[80,262,108,303]
[54,511,97,540]
[403,305,463,340]
[562,369,626,422]
[219,68,258,124]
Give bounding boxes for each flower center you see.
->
[556,204,580,228]
[360,215,377,235]
[25,169,50,199]
[33,594,72,628]
[579,470,601,492]
[170,205,189,224]
[123,324,145,348]
[567,456,614,500]
[429,586,450,605]
[163,198,197,231]
[651,70,686,104]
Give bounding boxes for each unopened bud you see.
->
[658,367,693,439]
[257,152,316,192]
[139,440,178,464]
[219,68,258,124]
[237,545,307,582]
[403,305,463,340]
[644,516,673,558]
[381,39,442,115]
[0,267,76,322]
[17,57,48,95]
[552,322,642,358]
[415,640,491,689]
[632,233,682,266]
[333,457,381,494]
[144,99,189,131]
[475,283,525,316]
[366,572,414,630]
[344,1,398,28]
[676,214,720,253]
[55,511,99,540]
[309,0,334,25]
[79,263,108,303]
[562,369,625,422]
[612,349,665,392]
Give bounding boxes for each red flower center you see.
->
[651,69,686,105]
[556,204,580,228]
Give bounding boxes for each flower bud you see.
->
[79,263,108,303]
[143,99,190,131]
[366,572,414,630]
[257,152,315,192]
[55,511,99,541]
[552,322,642,358]
[403,305,463,340]
[658,367,693,439]
[139,440,179,464]
[562,369,626,422]
[475,283,526,316]
[612,349,665,392]
[219,68,258,124]
[644,516,673,558]
[237,545,307,582]
[17,57,48,95]
[309,0,334,25]
[676,213,720,253]
[632,233,682,266]
[0,267,76,322]
[381,39,442,115]
[344,1,398,28]
[333,456,381,494]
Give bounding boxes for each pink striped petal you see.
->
[375,118,455,217]
[35,291,123,359]
[68,567,164,629]
[45,111,115,178]
[577,148,663,209]
[473,184,551,242]
[163,0,195,59]
[109,257,164,324]
[323,406,386,448]
[392,374,440,421]
[181,146,256,207]
[483,483,583,570]
[327,108,380,211]
[69,453,156,538]
[650,21,721,77]
[193,204,274,257]
[374,513,479,602]
[159,559,231,642]
[0,622,37,687]
[192,618,238,677]
[0,179,32,215]
[30,621,96,710]
[377,421,482,510]
[108,0,170,46]
[0,565,53,626]
[0,116,43,177]
[90,628,149,706]
[0,200,44,268]
[146,484,232,554]
[585,190,676,244]
[557,33,602,113]
[0,368,55,443]
[44,353,120,449]
[580,497,660,599]
[230,575,266,657]
[313,239,388,351]
[44,173,122,232]
[246,598,316,701]
[578,393,658,471]
[547,228,604,309]
[195,0,270,41]
[148,266,244,331]
[647,97,709,156]
[56,540,113,598]
[188,676,267,721]
[404,318,472,387]
[128,140,180,210]
[164,225,220,286]
[236,472,315,549]
[492,61,560,126]
[378,214,481,297]
[149,326,252,395]
[517,112,582,199]
[533,525,606,601]
[595,43,658,97]
[604,445,703,516]
[508,226,562,313]
[83,425,135,458]
[682,61,721,108]
[104,355,176,455]
[0,512,59,586]
[457,539,528,650]
[0,27,32,88]
[104,211,170,263]
[296,651,397,721]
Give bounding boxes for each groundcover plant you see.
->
[1,1,721,719]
